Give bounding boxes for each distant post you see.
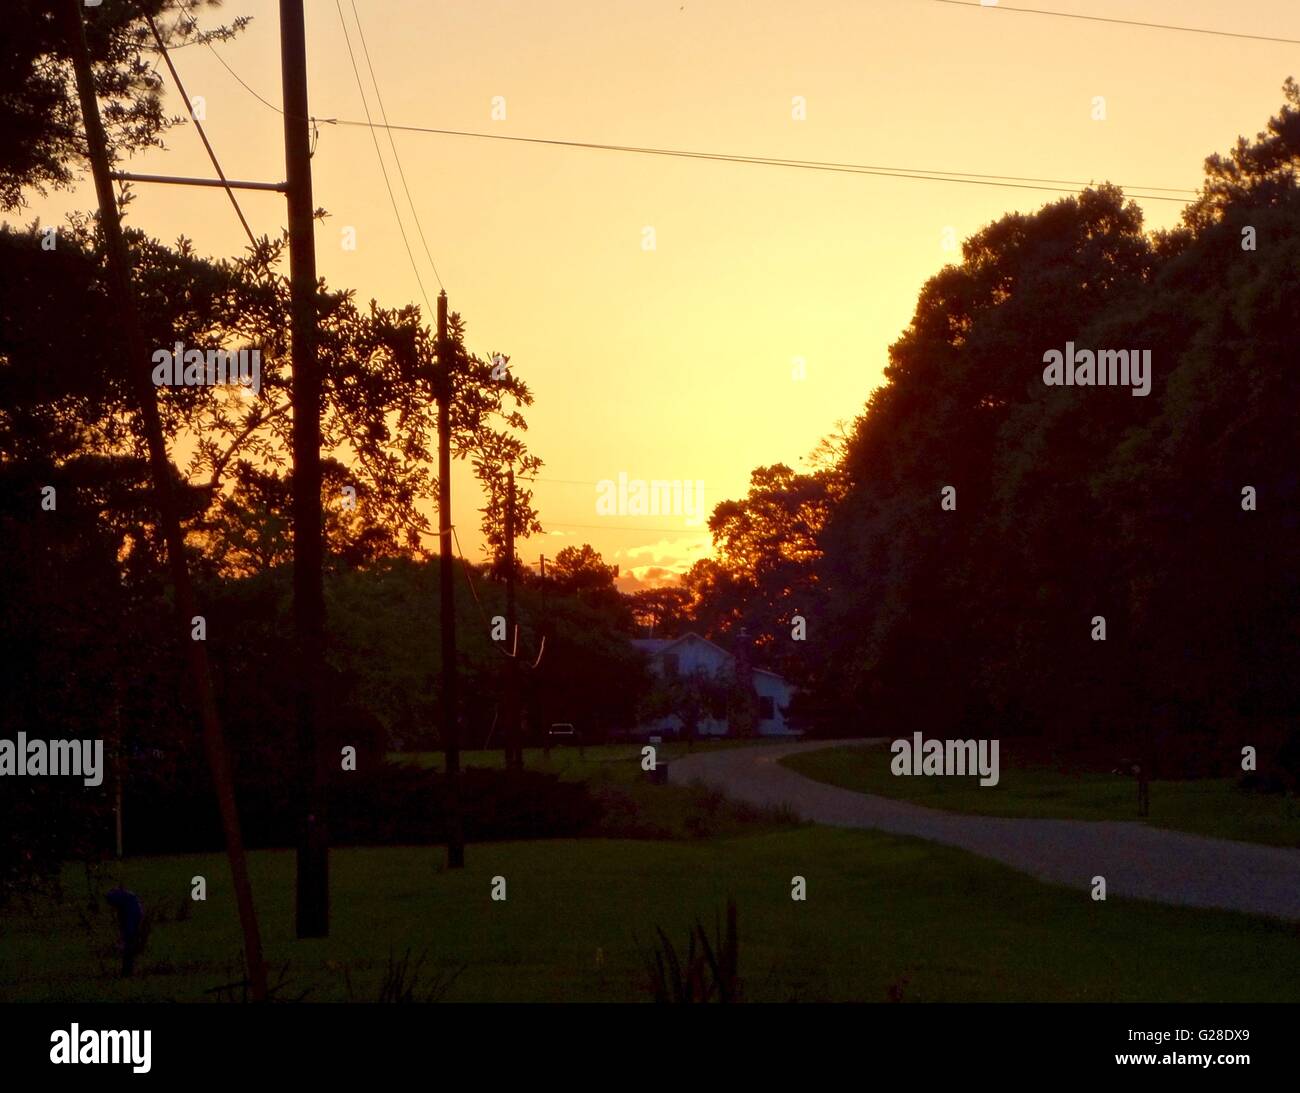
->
[537,554,548,750]
[437,291,465,867]
[504,465,523,770]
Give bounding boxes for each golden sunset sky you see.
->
[22,0,1300,587]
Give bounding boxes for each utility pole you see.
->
[437,291,465,867]
[503,466,522,769]
[535,553,548,754]
[280,0,329,938]
[59,0,267,1000]
[113,684,123,858]
[114,748,123,858]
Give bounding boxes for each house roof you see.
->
[630,632,791,686]
[629,638,675,655]
[639,632,731,662]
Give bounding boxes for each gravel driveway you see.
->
[668,740,1300,920]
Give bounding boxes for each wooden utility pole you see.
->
[112,685,123,858]
[535,553,548,752]
[503,466,522,769]
[114,748,124,858]
[280,0,329,938]
[59,0,267,1000]
[437,291,465,867]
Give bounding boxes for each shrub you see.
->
[642,899,740,1003]
[119,760,603,854]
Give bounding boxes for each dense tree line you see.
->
[686,83,1300,774]
[0,0,549,892]
[0,213,638,881]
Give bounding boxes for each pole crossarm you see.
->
[109,170,288,192]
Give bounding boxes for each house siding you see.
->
[632,633,800,737]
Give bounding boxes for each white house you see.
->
[630,632,800,737]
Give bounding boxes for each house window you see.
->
[758,696,775,721]
[664,654,679,678]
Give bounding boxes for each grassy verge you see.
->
[4,831,1299,1002]
[782,744,1300,847]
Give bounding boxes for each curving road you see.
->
[668,740,1300,920]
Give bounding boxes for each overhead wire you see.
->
[450,526,543,664]
[182,9,1199,204]
[932,0,1300,47]
[348,0,445,290]
[142,7,260,254]
[323,119,1197,203]
[333,0,435,317]
[178,4,285,116]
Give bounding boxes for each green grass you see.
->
[4,830,1299,1003]
[782,744,1300,848]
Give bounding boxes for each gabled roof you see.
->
[637,631,734,663]
[629,638,675,656]
[630,632,791,686]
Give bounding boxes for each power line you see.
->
[333,0,435,316]
[324,119,1196,203]
[932,0,1300,47]
[142,8,259,254]
[450,526,539,662]
[184,21,1195,204]
[449,526,494,627]
[348,0,445,290]
[178,5,285,116]
[755,160,1193,194]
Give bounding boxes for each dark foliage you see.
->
[118,761,604,854]
[642,899,740,1003]
[685,85,1300,771]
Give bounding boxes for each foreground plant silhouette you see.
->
[643,899,739,1003]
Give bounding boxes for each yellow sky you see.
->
[19,0,1300,587]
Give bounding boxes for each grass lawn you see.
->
[3,829,1299,1003]
[782,744,1300,848]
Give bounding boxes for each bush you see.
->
[642,899,740,1003]
[119,760,603,854]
